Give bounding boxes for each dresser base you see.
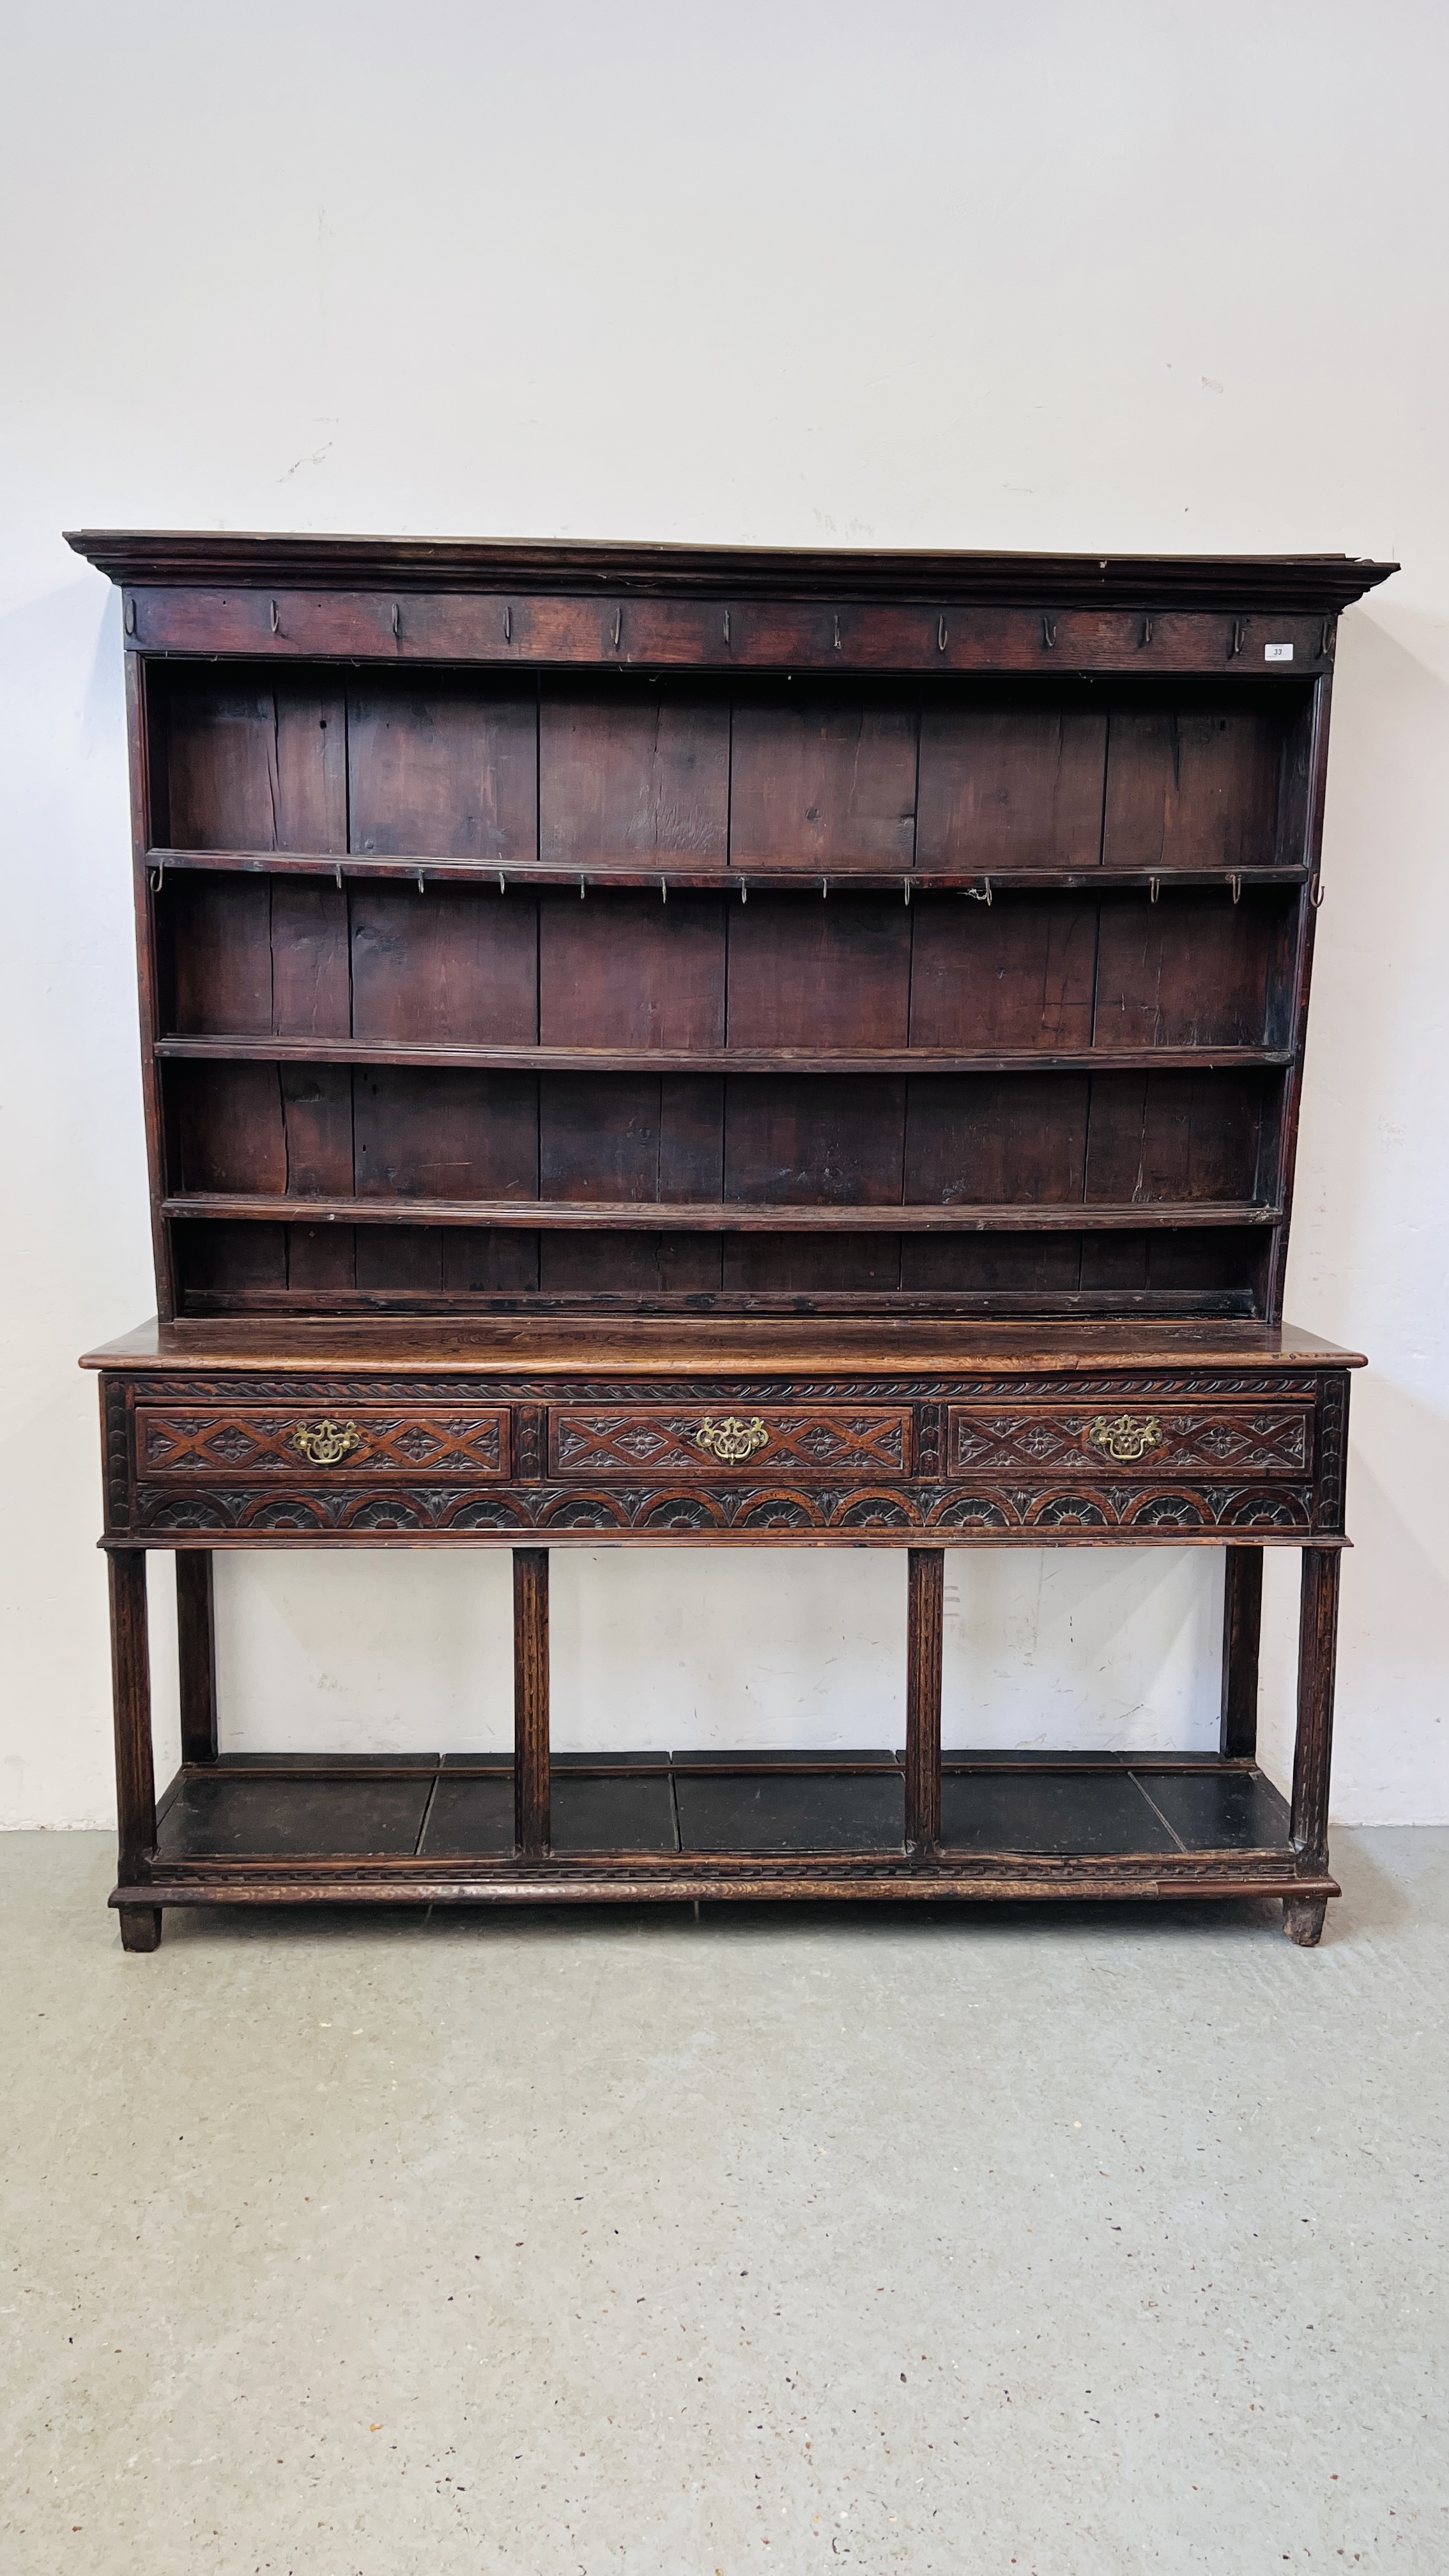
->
[87,1321,1356,1952]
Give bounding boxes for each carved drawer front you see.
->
[946,1402,1313,1480]
[135,1405,512,1480]
[548,1406,914,1479]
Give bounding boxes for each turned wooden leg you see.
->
[1285,1547,1341,1945]
[176,1550,219,1764]
[513,1548,550,1858]
[905,1549,944,1855]
[1219,1545,1263,1760]
[108,1549,162,1951]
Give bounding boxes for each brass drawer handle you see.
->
[291,1418,362,1467]
[694,1414,770,1464]
[1086,1413,1163,1464]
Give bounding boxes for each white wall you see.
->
[2,0,1446,1827]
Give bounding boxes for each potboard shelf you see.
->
[146,1750,1298,1878]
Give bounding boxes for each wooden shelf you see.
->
[155,1035,1284,1077]
[148,1749,1294,1870]
[181,1285,1259,1318]
[145,845,1310,894]
[164,1192,1281,1232]
[155,1036,1293,1076]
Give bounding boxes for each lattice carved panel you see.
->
[135,1406,510,1480]
[946,1406,1312,1480]
[548,1408,913,1478]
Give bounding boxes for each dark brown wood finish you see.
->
[175,1549,219,1764]
[905,1551,944,1851]
[1219,1545,1264,1759]
[1290,1547,1341,1872]
[108,1550,161,1950]
[513,1549,550,1857]
[74,537,1383,1944]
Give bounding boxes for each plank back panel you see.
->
[725,896,912,1050]
[729,696,918,870]
[540,686,730,865]
[347,678,537,861]
[724,1075,907,1206]
[905,1073,1091,1206]
[1092,889,1283,1051]
[916,698,1107,869]
[350,884,539,1043]
[167,877,273,1035]
[353,1070,538,1200]
[158,669,347,851]
[1082,1071,1269,1204]
[174,1062,286,1196]
[908,894,1097,1050]
[270,883,351,1038]
[1101,700,1288,870]
[539,893,726,1050]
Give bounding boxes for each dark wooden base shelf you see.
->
[134,1749,1322,1913]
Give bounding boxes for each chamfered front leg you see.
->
[513,1549,551,1858]
[1219,1545,1263,1760]
[905,1550,944,1854]
[108,1549,162,1951]
[176,1549,219,1765]
[1285,1547,1342,1945]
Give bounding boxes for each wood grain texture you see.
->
[82,1319,1368,1374]
[175,1549,218,1764]
[729,698,919,868]
[347,679,537,862]
[540,687,730,864]
[1102,703,1286,871]
[1219,1544,1264,1759]
[916,701,1107,869]
[70,529,1398,613]
[905,1550,944,1850]
[108,1551,156,1892]
[1290,1545,1340,1867]
[513,1549,550,1856]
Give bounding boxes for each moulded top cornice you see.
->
[63,530,1399,613]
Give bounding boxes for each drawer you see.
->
[135,1404,512,1480]
[548,1406,914,1479]
[946,1402,1312,1480]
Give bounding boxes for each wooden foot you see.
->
[119,1905,163,1952]
[1283,1897,1328,1948]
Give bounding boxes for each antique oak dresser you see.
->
[70,532,1393,1950]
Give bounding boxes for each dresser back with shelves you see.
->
[71,534,1393,1326]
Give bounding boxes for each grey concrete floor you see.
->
[1,1834,1446,2575]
